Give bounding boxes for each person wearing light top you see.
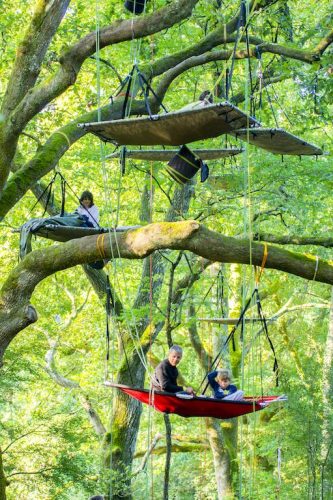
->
[76,190,99,228]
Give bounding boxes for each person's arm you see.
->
[207,371,219,391]
[90,205,99,226]
[155,363,183,393]
[227,384,238,395]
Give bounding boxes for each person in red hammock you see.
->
[207,368,244,401]
[152,345,195,395]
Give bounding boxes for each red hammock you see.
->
[106,383,283,419]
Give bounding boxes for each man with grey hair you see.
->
[152,345,194,395]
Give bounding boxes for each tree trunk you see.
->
[320,288,333,497]
[0,449,6,500]
[206,418,232,499]
[163,414,172,500]
[103,183,194,498]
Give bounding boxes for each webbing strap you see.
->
[255,242,268,285]
[199,289,255,394]
[199,281,279,393]
[255,288,279,385]
[60,177,66,217]
[105,275,114,361]
[30,173,57,215]
[96,233,107,259]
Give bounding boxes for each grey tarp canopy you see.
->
[79,102,259,146]
[106,148,243,161]
[231,128,323,155]
[18,214,138,259]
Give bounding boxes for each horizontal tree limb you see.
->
[253,233,333,248]
[7,0,199,135]
[1,221,333,365]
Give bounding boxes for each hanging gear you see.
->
[124,0,148,15]
[166,145,209,184]
[198,243,279,394]
[110,64,168,120]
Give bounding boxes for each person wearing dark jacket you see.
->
[152,345,194,395]
[207,369,244,400]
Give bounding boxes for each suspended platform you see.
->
[231,128,323,156]
[79,102,259,146]
[106,382,285,419]
[199,317,275,325]
[106,148,243,161]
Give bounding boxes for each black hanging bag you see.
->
[124,0,147,15]
[166,145,209,184]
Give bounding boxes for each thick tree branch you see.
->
[134,442,209,457]
[253,233,333,248]
[1,221,333,365]
[0,100,147,220]
[147,0,277,79]
[155,40,319,102]
[8,0,199,134]
[1,0,70,117]
[315,28,333,55]
[45,337,107,436]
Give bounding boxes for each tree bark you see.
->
[1,221,333,367]
[320,288,333,497]
[163,414,172,500]
[0,449,6,500]
[104,183,195,498]
[206,418,232,499]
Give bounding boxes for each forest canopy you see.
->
[0,0,332,498]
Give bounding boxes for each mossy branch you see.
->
[1,221,333,365]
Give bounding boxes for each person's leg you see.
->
[223,390,244,401]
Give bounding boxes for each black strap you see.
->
[105,275,114,362]
[137,70,155,119]
[199,286,279,394]
[122,66,136,119]
[106,275,115,314]
[136,66,168,115]
[199,289,255,394]
[120,146,127,175]
[30,172,58,215]
[255,288,279,385]
[60,176,66,217]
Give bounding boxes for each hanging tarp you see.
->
[231,128,323,155]
[18,214,139,259]
[106,383,284,419]
[31,223,108,242]
[107,148,243,161]
[79,102,259,146]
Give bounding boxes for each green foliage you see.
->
[0,0,333,498]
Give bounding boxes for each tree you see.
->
[0,0,332,497]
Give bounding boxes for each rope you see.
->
[240,6,254,493]
[54,130,71,148]
[312,255,319,282]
